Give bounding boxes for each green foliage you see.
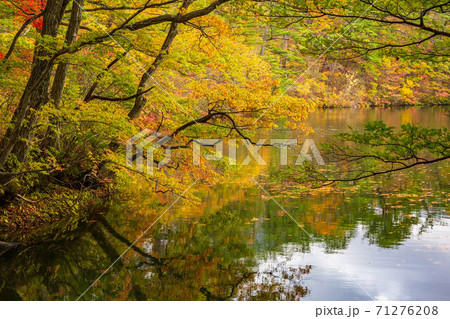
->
[277,121,449,188]
[331,121,449,160]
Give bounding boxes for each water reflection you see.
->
[0,107,448,300]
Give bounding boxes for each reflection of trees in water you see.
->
[0,234,91,300]
[0,172,447,300]
[253,183,447,251]
[0,219,161,300]
[234,264,312,301]
[0,209,312,300]
[126,209,313,301]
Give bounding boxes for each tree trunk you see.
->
[260,25,269,56]
[50,0,85,110]
[45,0,84,149]
[0,0,68,185]
[128,0,193,120]
[281,35,288,70]
[127,23,179,120]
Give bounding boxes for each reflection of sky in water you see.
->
[237,107,450,301]
[248,218,450,301]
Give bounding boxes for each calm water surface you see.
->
[0,107,449,300]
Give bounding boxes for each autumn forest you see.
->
[0,0,449,302]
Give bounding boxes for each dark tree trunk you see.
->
[45,0,85,148]
[127,23,179,120]
[128,0,193,120]
[50,0,85,110]
[0,0,69,185]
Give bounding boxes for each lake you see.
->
[0,107,448,301]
